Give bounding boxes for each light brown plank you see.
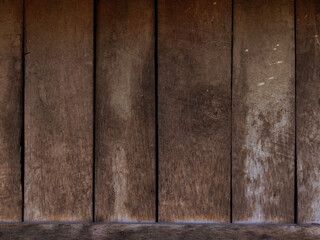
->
[158,0,232,222]
[297,0,320,223]
[1,223,320,240]
[232,0,295,223]
[24,0,93,221]
[0,0,23,221]
[95,0,155,222]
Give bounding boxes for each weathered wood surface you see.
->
[158,0,232,222]
[24,0,93,221]
[297,0,320,224]
[1,224,320,240]
[232,0,295,222]
[95,0,155,222]
[0,0,23,221]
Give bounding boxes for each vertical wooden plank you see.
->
[0,0,22,221]
[232,0,295,223]
[25,0,93,221]
[297,0,320,223]
[158,0,232,222]
[95,0,155,222]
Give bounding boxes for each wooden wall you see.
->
[0,0,320,224]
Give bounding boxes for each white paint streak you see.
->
[110,84,131,121]
[244,113,268,222]
[258,82,265,86]
[244,109,289,222]
[112,146,135,222]
[268,77,274,80]
[269,61,283,65]
[109,53,134,121]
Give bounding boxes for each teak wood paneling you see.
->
[0,0,23,221]
[24,0,93,221]
[158,0,232,222]
[297,0,320,224]
[1,0,320,235]
[95,0,155,222]
[232,0,295,223]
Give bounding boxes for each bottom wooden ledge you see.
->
[1,223,320,240]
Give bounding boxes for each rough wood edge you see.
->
[1,223,320,239]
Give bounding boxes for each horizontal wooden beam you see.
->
[1,223,320,239]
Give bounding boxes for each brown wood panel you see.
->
[1,223,320,240]
[232,0,295,222]
[158,0,232,222]
[24,0,93,221]
[297,0,320,223]
[95,0,155,222]
[0,0,23,221]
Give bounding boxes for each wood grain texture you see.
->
[297,0,320,223]
[24,0,93,221]
[0,0,23,221]
[95,0,155,222]
[232,0,295,223]
[1,224,320,240]
[158,0,232,222]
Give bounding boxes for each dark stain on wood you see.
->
[158,0,232,222]
[1,223,320,240]
[297,0,320,223]
[0,0,23,221]
[232,0,295,222]
[24,0,93,221]
[181,84,230,137]
[95,0,155,222]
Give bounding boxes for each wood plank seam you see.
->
[21,0,26,222]
[155,0,159,223]
[230,0,234,224]
[294,0,298,224]
[93,0,97,223]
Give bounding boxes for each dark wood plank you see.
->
[95,0,155,222]
[1,223,320,240]
[158,0,232,222]
[0,0,23,221]
[24,0,93,221]
[232,0,295,222]
[297,0,320,224]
